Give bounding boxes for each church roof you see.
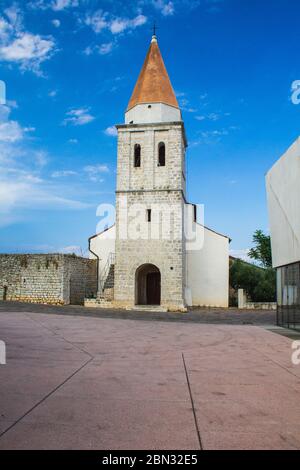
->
[127,36,179,111]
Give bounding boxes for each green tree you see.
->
[252,268,276,302]
[229,258,276,303]
[248,230,273,268]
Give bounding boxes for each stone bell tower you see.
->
[114,34,187,311]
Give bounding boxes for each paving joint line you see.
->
[0,356,94,440]
[24,312,94,359]
[182,353,203,450]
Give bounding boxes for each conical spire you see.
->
[127,36,179,111]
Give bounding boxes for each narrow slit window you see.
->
[158,142,166,167]
[134,144,141,167]
[147,209,151,222]
[193,204,197,222]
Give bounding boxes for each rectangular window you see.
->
[147,209,151,222]
[134,144,141,167]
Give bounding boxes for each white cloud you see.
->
[110,18,130,34]
[109,15,147,34]
[85,11,147,35]
[190,124,238,146]
[195,112,231,121]
[200,129,229,138]
[83,45,93,56]
[0,103,89,228]
[48,89,57,97]
[52,19,61,28]
[0,177,89,228]
[85,10,108,33]
[0,120,24,142]
[104,126,117,137]
[0,18,12,42]
[84,42,115,56]
[27,0,48,10]
[51,0,79,11]
[63,108,95,126]
[68,138,78,144]
[152,1,175,16]
[51,170,78,178]
[84,164,109,182]
[97,42,114,55]
[4,4,22,28]
[0,33,54,62]
[179,97,197,113]
[131,15,148,27]
[0,103,33,143]
[0,172,90,228]
[28,0,79,11]
[0,8,56,75]
[32,150,47,168]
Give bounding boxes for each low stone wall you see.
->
[243,302,277,310]
[0,254,97,305]
[238,288,277,311]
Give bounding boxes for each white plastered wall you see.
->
[266,137,300,268]
[89,226,116,280]
[185,222,229,308]
[89,217,229,308]
[125,103,181,124]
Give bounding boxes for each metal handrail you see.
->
[99,252,115,293]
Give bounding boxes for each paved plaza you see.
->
[0,303,299,450]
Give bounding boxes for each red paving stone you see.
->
[0,310,299,450]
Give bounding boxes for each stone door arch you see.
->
[135,264,161,305]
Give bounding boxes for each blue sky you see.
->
[0,0,299,258]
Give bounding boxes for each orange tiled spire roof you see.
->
[127,35,179,111]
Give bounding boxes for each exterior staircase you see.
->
[84,253,115,308]
[103,263,114,291]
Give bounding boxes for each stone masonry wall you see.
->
[63,255,97,304]
[114,122,186,310]
[115,191,185,308]
[116,123,186,193]
[0,254,97,305]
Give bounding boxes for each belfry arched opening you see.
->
[135,264,161,306]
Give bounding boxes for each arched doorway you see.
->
[135,264,161,305]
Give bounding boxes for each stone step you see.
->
[128,305,168,313]
[84,298,115,309]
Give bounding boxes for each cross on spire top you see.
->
[152,21,158,37]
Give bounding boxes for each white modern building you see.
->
[88,35,230,311]
[266,137,300,328]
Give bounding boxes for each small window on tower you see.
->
[134,144,141,167]
[147,209,152,222]
[158,142,166,167]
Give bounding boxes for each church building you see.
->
[88,34,230,311]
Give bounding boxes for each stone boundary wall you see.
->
[238,288,277,311]
[0,254,97,305]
